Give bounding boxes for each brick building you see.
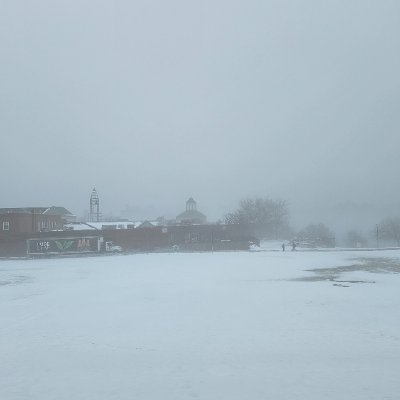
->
[0,207,75,235]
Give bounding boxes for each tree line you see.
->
[224,196,400,248]
[344,217,400,248]
[224,197,335,247]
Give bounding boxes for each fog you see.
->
[1,0,399,237]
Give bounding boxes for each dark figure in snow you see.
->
[291,241,296,251]
[282,243,285,252]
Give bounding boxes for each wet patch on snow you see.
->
[0,275,32,287]
[292,257,400,286]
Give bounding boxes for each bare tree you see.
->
[378,217,400,247]
[296,223,335,248]
[224,197,290,239]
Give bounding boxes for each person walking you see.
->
[282,243,285,252]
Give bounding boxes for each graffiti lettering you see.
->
[36,241,50,251]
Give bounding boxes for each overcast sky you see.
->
[1,0,399,227]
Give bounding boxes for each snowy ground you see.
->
[1,250,400,400]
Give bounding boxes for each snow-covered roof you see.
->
[87,222,136,230]
[64,223,96,231]
[64,221,160,231]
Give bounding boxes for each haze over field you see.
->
[1,1,400,228]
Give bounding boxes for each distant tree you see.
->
[378,217,400,247]
[345,230,368,248]
[224,197,290,239]
[296,223,335,248]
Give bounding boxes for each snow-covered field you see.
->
[1,250,400,400]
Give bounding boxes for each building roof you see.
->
[0,207,45,214]
[176,209,207,221]
[64,220,160,231]
[175,197,207,223]
[43,206,75,217]
[64,223,97,231]
[136,220,157,228]
[0,206,74,216]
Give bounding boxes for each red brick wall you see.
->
[0,213,63,236]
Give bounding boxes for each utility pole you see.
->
[376,225,379,249]
[31,208,35,233]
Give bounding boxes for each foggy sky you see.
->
[1,0,400,229]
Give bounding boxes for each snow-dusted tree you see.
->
[297,223,335,248]
[378,217,400,247]
[224,197,290,239]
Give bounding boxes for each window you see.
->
[2,221,10,231]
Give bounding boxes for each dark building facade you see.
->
[0,222,258,258]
